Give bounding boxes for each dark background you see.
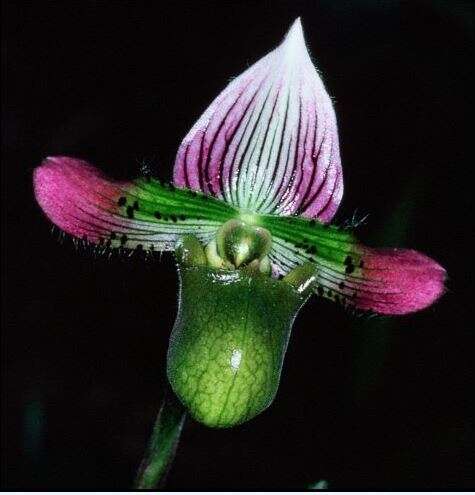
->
[2,0,474,490]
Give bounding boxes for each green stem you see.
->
[134,386,187,489]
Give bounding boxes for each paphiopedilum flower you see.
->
[33,19,445,429]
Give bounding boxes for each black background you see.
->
[2,0,474,490]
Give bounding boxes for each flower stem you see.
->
[134,386,187,489]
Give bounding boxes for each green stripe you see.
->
[118,179,238,225]
[259,214,361,265]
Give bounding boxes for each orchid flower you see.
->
[33,19,445,432]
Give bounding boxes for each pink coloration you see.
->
[33,156,223,251]
[33,156,131,242]
[173,18,342,223]
[355,248,446,315]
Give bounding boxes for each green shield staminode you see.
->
[167,264,310,428]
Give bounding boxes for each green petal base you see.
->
[167,264,310,428]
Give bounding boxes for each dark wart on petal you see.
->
[345,264,355,274]
[126,206,134,219]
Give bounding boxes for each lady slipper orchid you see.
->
[33,19,446,429]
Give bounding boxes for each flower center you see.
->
[205,219,272,273]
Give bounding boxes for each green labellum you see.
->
[167,263,310,428]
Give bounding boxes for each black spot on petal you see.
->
[126,206,134,219]
[345,264,355,275]
[118,197,126,207]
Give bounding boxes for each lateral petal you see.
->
[261,215,446,315]
[33,156,236,251]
